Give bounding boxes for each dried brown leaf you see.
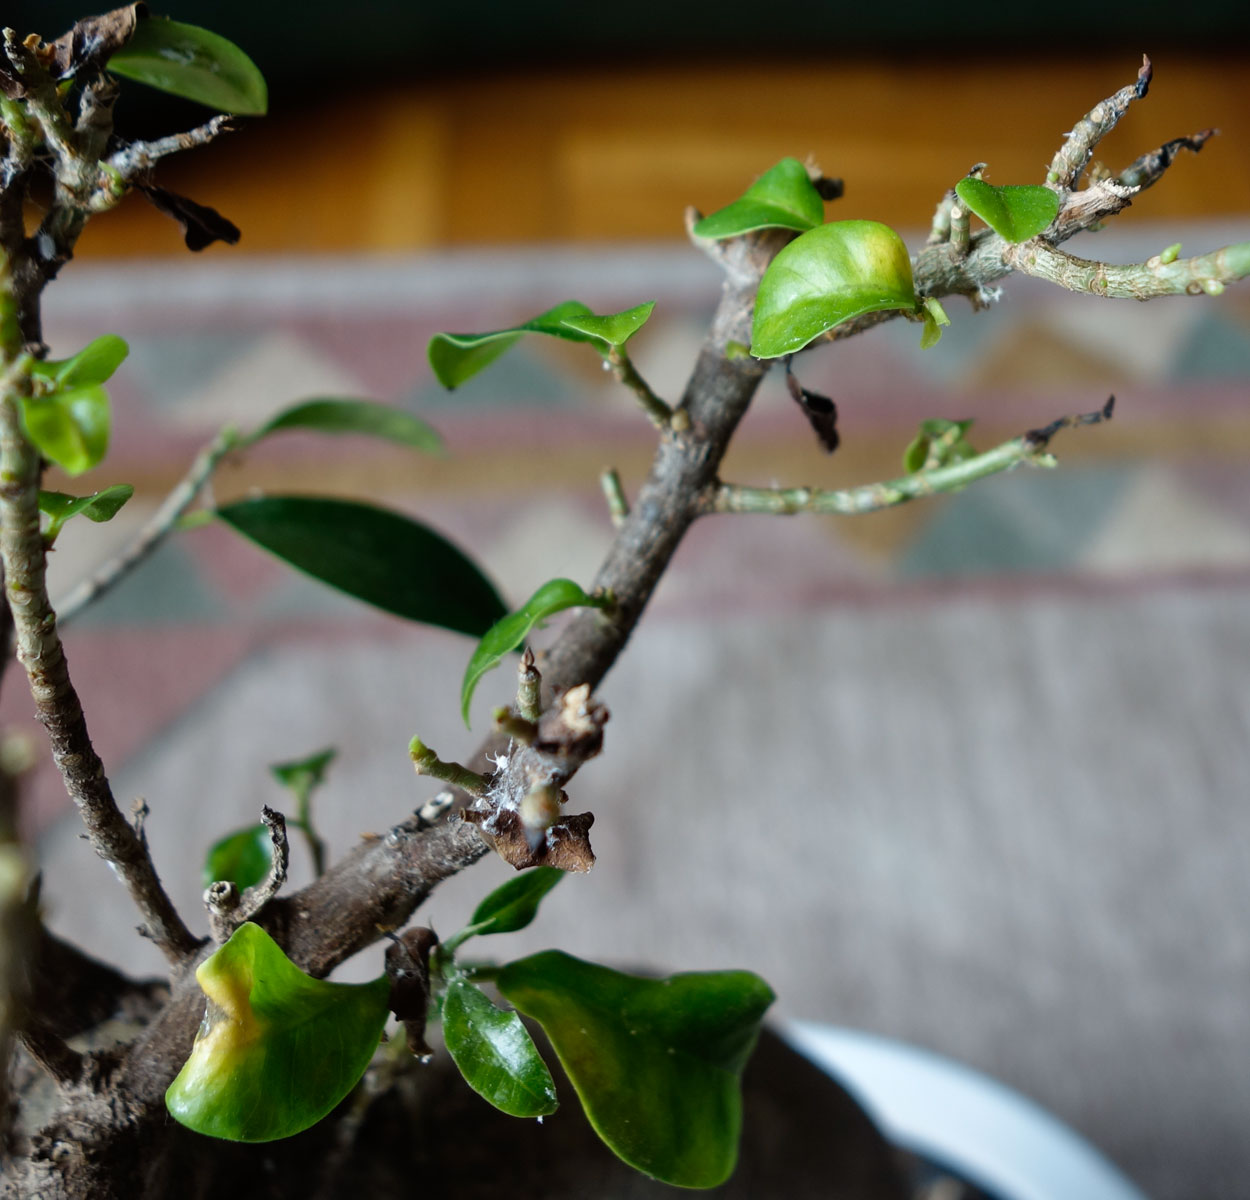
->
[137,182,240,251]
[47,4,145,78]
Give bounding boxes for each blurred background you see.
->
[4,4,1250,1198]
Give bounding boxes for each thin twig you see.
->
[55,426,239,626]
[605,345,673,430]
[107,116,238,179]
[1048,54,1152,189]
[516,647,541,722]
[17,1023,83,1088]
[1117,129,1215,192]
[408,737,488,797]
[704,399,1115,516]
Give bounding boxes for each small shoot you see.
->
[461,578,610,727]
[903,418,978,474]
[271,747,337,877]
[39,484,133,545]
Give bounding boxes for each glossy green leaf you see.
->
[214,496,506,638]
[442,979,558,1118]
[19,385,111,475]
[106,18,268,115]
[903,418,977,473]
[247,399,442,455]
[269,747,337,794]
[464,867,564,940]
[166,923,388,1142]
[202,823,272,891]
[30,335,129,391]
[461,578,608,727]
[558,301,655,347]
[693,158,824,240]
[954,177,1060,244]
[39,483,133,542]
[428,299,652,389]
[498,952,774,1188]
[751,220,918,358]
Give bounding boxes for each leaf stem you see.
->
[605,346,673,430]
[600,467,629,528]
[408,736,489,798]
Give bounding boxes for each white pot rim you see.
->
[781,1021,1149,1200]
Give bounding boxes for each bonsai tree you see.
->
[1,8,1245,1197]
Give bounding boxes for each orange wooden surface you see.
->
[75,52,1249,258]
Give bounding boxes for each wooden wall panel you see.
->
[72,53,1249,258]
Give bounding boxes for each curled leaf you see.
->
[497,951,775,1188]
[751,220,918,358]
[47,4,143,78]
[693,158,825,240]
[954,176,1060,244]
[137,183,241,252]
[903,418,977,474]
[166,923,389,1142]
[428,300,654,389]
[106,15,268,115]
[461,578,609,727]
[269,747,337,794]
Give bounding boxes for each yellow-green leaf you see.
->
[166,924,389,1142]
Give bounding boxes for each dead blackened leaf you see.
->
[47,4,145,78]
[137,182,240,251]
[464,808,595,874]
[785,367,839,454]
[385,926,437,1059]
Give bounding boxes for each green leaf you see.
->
[247,398,443,455]
[954,177,1060,244]
[166,923,389,1142]
[462,867,565,942]
[441,979,558,1118]
[213,496,506,638]
[693,158,824,240]
[498,951,774,1189]
[461,578,608,727]
[558,301,655,347]
[428,299,653,389]
[106,18,268,115]
[19,385,111,475]
[919,297,950,350]
[751,220,918,359]
[39,483,133,542]
[903,418,977,473]
[202,823,272,891]
[29,335,129,391]
[270,747,337,794]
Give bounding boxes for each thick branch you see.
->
[1,276,197,965]
[1003,239,1250,299]
[265,229,785,977]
